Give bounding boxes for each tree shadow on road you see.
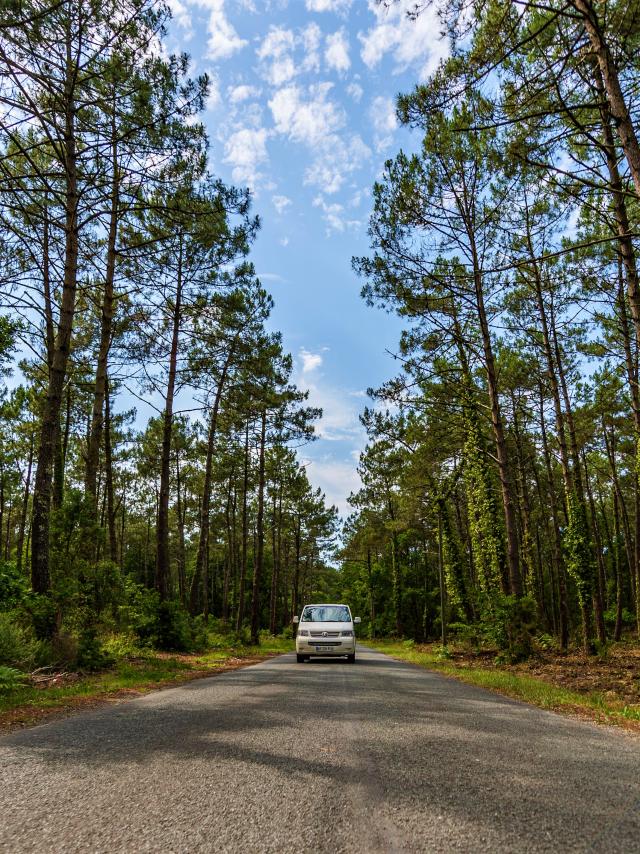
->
[1,649,639,852]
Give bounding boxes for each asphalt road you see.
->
[1,646,639,853]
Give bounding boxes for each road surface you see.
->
[0,646,638,853]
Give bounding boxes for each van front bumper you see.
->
[295,638,356,656]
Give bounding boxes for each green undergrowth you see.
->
[0,632,293,723]
[370,640,640,728]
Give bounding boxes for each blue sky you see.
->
[164,0,446,514]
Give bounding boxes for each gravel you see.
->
[0,645,638,853]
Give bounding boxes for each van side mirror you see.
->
[292,615,299,624]
[354,616,361,624]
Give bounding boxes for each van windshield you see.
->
[301,606,350,623]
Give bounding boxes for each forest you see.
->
[0,0,340,684]
[3,0,640,696]
[340,0,640,662]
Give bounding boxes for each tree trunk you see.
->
[236,419,251,632]
[175,444,186,604]
[292,517,302,622]
[31,69,79,597]
[613,490,624,642]
[103,379,118,563]
[250,408,267,645]
[155,233,183,601]
[190,348,235,613]
[269,491,278,634]
[85,129,119,509]
[16,434,34,575]
[582,453,607,644]
[573,0,640,198]
[538,384,570,650]
[470,243,522,596]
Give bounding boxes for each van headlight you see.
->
[299,630,309,636]
[341,630,353,637]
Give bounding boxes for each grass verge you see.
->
[0,636,293,733]
[369,640,640,733]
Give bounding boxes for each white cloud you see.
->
[304,133,370,194]
[272,194,292,214]
[167,0,192,34]
[313,400,363,442]
[305,456,361,517]
[370,95,397,151]
[300,347,323,373]
[280,236,290,246]
[301,23,322,73]
[203,0,247,60]
[228,84,261,103]
[359,0,448,79]
[256,23,322,86]
[268,83,370,193]
[223,126,269,187]
[325,29,350,73]
[305,0,353,13]
[346,81,363,101]
[257,25,297,85]
[205,71,221,110]
[269,82,343,146]
[293,347,366,513]
[296,364,363,443]
[313,195,360,234]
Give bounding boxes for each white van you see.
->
[293,603,361,663]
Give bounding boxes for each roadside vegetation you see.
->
[0,0,337,721]
[339,0,640,688]
[336,0,640,714]
[0,614,292,729]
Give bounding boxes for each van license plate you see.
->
[316,646,333,653]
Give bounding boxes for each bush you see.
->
[0,611,41,670]
[434,644,452,660]
[481,595,538,663]
[48,631,78,668]
[156,601,192,650]
[448,622,481,649]
[190,615,210,652]
[133,597,192,651]
[102,633,147,661]
[604,606,636,630]
[79,560,125,616]
[234,627,252,647]
[594,639,610,661]
[0,665,26,691]
[0,562,29,611]
[76,625,115,671]
[26,593,58,640]
[535,633,556,652]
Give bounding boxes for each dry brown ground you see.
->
[440,643,640,705]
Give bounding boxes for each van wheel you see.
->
[347,654,355,663]
[296,654,305,663]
